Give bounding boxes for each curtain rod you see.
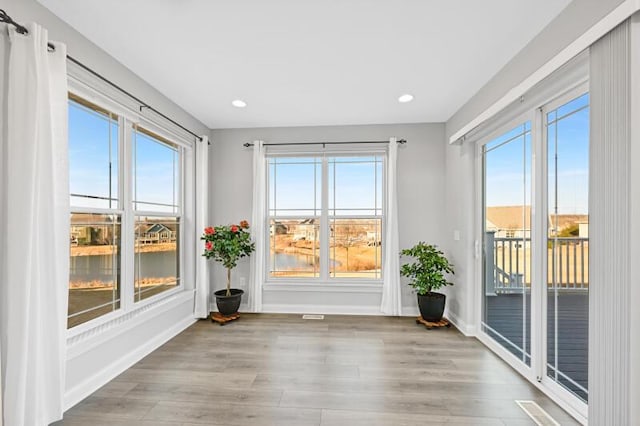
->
[0,9,205,143]
[243,139,407,148]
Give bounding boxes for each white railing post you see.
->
[485,231,496,296]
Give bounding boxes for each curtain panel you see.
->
[249,141,266,312]
[0,23,69,425]
[588,18,632,425]
[380,138,402,315]
[194,135,210,318]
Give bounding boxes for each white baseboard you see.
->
[446,310,476,336]
[64,315,196,410]
[260,303,421,317]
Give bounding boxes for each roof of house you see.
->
[486,206,587,232]
[486,206,532,231]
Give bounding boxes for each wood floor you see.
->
[55,314,581,426]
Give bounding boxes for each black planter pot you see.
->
[417,292,446,322]
[214,288,244,316]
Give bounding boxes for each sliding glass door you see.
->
[479,85,590,414]
[482,121,532,366]
[545,92,590,402]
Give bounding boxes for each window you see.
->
[68,93,187,328]
[133,126,181,301]
[268,154,384,280]
[68,96,121,328]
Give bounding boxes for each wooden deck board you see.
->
[485,292,588,400]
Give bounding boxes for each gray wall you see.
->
[1,0,208,137]
[443,0,627,333]
[0,0,207,408]
[446,0,625,139]
[209,123,447,314]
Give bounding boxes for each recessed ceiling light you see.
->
[232,99,247,108]
[398,94,414,103]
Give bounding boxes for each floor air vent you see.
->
[302,314,324,320]
[515,401,560,426]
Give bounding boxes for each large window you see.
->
[68,94,186,328]
[268,154,383,280]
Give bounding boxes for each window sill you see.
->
[263,281,383,293]
[66,288,195,356]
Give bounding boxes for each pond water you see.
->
[69,251,177,283]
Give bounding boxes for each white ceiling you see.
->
[38,0,571,129]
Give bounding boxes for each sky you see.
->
[268,156,383,217]
[485,93,589,215]
[69,100,179,213]
[70,92,589,218]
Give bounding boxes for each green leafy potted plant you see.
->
[202,220,255,316]
[400,242,454,322]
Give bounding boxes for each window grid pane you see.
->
[133,126,180,214]
[69,97,119,209]
[69,213,121,328]
[269,218,320,278]
[135,216,180,301]
[269,157,321,217]
[330,218,382,279]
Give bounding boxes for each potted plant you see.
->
[400,242,454,322]
[202,220,255,316]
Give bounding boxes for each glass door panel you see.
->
[546,93,589,402]
[482,122,532,366]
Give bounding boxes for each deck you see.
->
[484,292,588,401]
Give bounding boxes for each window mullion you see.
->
[121,118,135,311]
[320,156,329,281]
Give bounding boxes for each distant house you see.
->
[486,206,532,238]
[70,213,114,245]
[136,223,176,245]
[486,206,588,239]
[269,221,288,236]
[366,231,381,246]
[291,219,317,241]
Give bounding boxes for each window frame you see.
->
[131,123,184,303]
[68,94,124,330]
[67,84,191,336]
[265,150,386,286]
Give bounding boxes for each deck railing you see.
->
[485,232,589,294]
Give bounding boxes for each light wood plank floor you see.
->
[55,314,581,426]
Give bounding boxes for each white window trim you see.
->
[265,151,386,287]
[67,86,194,338]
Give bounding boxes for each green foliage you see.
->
[558,224,580,237]
[400,242,454,295]
[202,221,255,292]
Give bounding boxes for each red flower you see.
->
[204,227,215,235]
[240,220,249,229]
[231,225,239,233]
[205,241,213,250]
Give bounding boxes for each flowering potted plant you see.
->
[202,220,255,316]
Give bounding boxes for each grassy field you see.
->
[70,242,176,257]
[270,236,382,278]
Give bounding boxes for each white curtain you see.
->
[194,135,210,318]
[0,24,69,425]
[589,19,632,425]
[381,138,402,315]
[249,140,266,312]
